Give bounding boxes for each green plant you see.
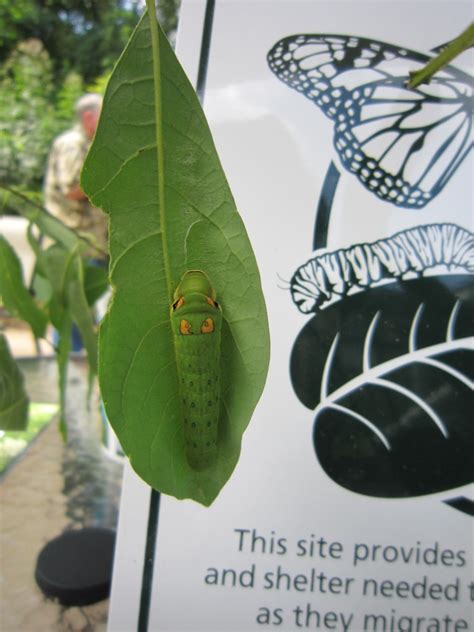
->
[0,39,58,190]
[0,5,270,505]
[0,402,59,473]
[81,4,270,505]
[0,0,145,83]
[0,188,106,435]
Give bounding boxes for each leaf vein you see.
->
[110,230,163,277]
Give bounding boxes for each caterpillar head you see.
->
[171,270,221,337]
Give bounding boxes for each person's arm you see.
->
[66,183,88,201]
[54,131,90,202]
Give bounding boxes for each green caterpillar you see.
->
[170,270,222,470]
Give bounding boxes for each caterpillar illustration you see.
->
[291,223,474,313]
[171,270,222,470]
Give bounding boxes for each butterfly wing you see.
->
[268,35,473,208]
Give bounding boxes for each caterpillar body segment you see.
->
[170,271,222,470]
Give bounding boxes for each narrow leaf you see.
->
[82,11,270,505]
[67,257,98,380]
[38,245,77,299]
[0,235,47,338]
[56,316,72,440]
[38,245,98,429]
[0,185,102,257]
[41,246,97,376]
[0,334,29,431]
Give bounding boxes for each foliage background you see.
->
[0,1,181,439]
[0,0,180,201]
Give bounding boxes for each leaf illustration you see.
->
[81,10,270,505]
[291,275,474,497]
[0,334,29,431]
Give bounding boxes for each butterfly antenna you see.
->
[430,40,453,55]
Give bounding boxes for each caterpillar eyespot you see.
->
[201,317,215,334]
[170,270,222,470]
[179,319,192,335]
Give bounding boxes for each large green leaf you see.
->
[0,235,47,338]
[83,262,109,306]
[81,9,270,505]
[0,334,29,431]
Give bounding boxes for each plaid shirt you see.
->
[44,124,107,253]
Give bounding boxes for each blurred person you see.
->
[44,93,108,351]
[44,93,108,256]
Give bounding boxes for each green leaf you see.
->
[40,245,97,372]
[31,272,53,306]
[0,334,29,431]
[27,224,54,306]
[82,10,270,505]
[0,403,59,473]
[56,315,72,440]
[38,245,98,433]
[0,235,47,338]
[0,186,103,257]
[67,257,98,380]
[83,262,109,306]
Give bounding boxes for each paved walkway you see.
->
[0,323,123,631]
[0,416,110,631]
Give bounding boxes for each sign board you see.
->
[108,1,473,630]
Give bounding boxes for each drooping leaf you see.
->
[38,245,98,433]
[0,186,101,257]
[81,10,270,505]
[67,257,98,387]
[25,224,53,306]
[41,246,97,366]
[291,275,474,497]
[0,235,47,338]
[56,314,72,440]
[31,272,53,306]
[0,334,29,431]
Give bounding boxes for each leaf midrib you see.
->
[319,337,472,409]
[146,2,172,302]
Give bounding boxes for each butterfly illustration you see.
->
[267,34,473,209]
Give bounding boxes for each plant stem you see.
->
[145,0,172,301]
[0,184,108,258]
[408,22,474,88]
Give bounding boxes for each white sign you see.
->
[108,1,474,630]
